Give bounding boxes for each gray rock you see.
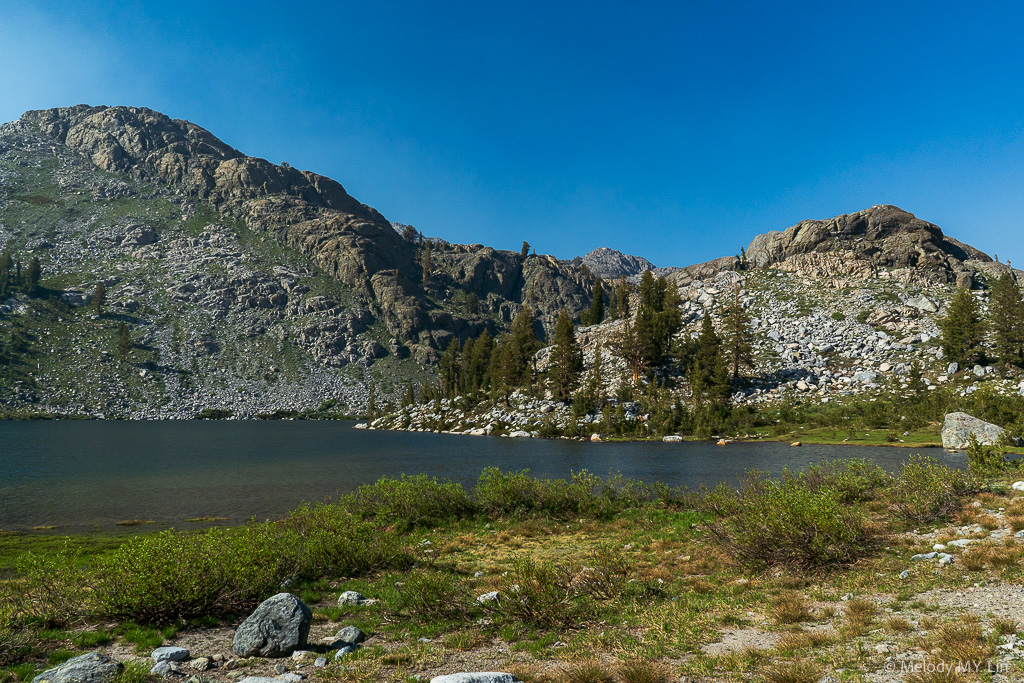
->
[152,647,190,663]
[337,590,368,606]
[854,371,878,384]
[430,674,522,683]
[662,435,682,442]
[333,645,359,659]
[150,662,172,678]
[232,593,312,658]
[278,675,305,682]
[899,570,910,579]
[34,653,124,683]
[947,362,959,375]
[973,364,985,378]
[314,658,327,668]
[476,591,501,604]
[941,412,1008,449]
[237,678,283,683]
[335,626,366,644]
[905,295,939,313]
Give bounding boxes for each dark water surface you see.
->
[0,421,960,532]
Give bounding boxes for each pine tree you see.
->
[939,286,986,365]
[439,338,462,398]
[574,343,606,416]
[611,317,647,385]
[25,257,41,296]
[499,306,540,393]
[615,276,630,318]
[688,313,730,407]
[723,285,755,378]
[116,322,132,361]
[466,329,494,394]
[632,272,682,372]
[547,311,583,400]
[584,277,605,326]
[367,380,376,421]
[989,272,1024,368]
[421,243,432,286]
[93,281,107,316]
[521,241,530,258]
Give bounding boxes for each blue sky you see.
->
[3,1,1024,267]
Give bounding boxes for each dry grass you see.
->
[843,598,877,627]
[770,593,813,624]
[763,658,821,683]
[616,659,672,683]
[977,515,1000,531]
[886,616,913,632]
[988,545,1022,570]
[776,629,836,652]
[960,547,989,571]
[935,621,993,663]
[1007,515,1024,532]
[559,660,616,683]
[992,616,1019,635]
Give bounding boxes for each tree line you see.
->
[399,270,758,435]
[939,272,1024,369]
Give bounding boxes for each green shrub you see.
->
[388,570,476,623]
[283,505,413,579]
[492,557,597,628]
[701,468,880,570]
[0,598,28,665]
[473,468,645,520]
[93,525,286,623]
[888,456,979,525]
[343,475,474,530]
[798,459,891,503]
[9,546,87,627]
[964,435,1016,476]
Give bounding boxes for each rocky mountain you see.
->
[573,247,656,279]
[0,105,593,417]
[1,105,1021,421]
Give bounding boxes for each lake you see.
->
[0,421,961,532]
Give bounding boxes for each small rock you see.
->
[274,664,289,675]
[476,591,501,604]
[662,435,682,442]
[314,658,327,668]
[150,662,172,678]
[899,570,910,579]
[188,658,211,672]
[337,591,369,606]
[333,645,359,659]
[1012,481,1024,492]
[152,647,190,663]
[334,626,366,644]
[290,651,311,661]
[430,674,522,683]
[278,675,305,682]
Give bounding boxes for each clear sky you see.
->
[3,1,1024,267]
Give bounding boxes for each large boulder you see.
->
[941,412,1006,449]
[33,653,123,683]
[232,593,312,658]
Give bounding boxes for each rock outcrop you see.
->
[576,247,655,279]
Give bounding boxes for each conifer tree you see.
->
[609,287,619,321]
[116,322,132,361]
[611,317,646,384]
[93,281,107,316]
[466,329,493,394]
[367,380,376,421]
[989,272,1024,368]
[573,343,606,416]
[615,276,630,318]
[547,311,583,400]
[440,338,462,398]
[723,285,755,378]
[521,241,530,258]
[584,277,605,326]
[499,306,540,391]
[25,257,41,296]
[939,286,986,365]
[421,243,432,286]
[688,313,730,407]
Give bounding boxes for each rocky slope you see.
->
[2,106,1021,420]
[0,106,594,417]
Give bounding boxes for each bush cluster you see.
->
[701,463,881,570]
[887,455,979,525]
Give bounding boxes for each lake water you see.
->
[0,421,961,532]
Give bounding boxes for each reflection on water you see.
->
[0,421,960,531]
